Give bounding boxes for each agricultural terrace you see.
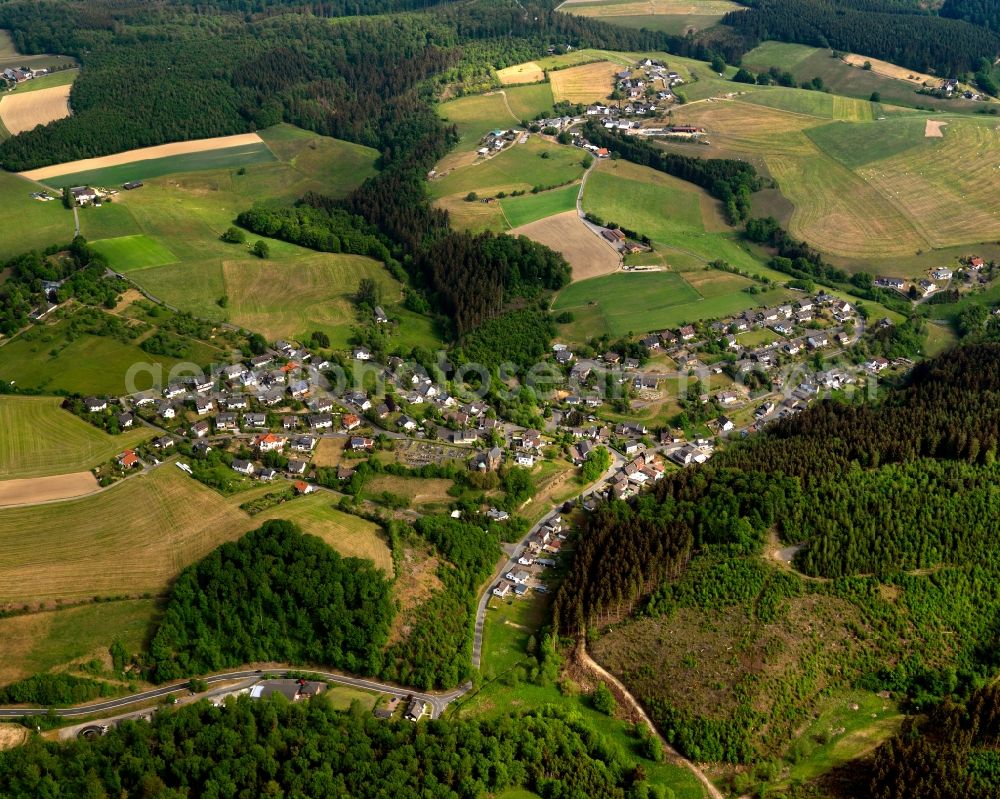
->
[559,0,744,35]
[0,84,71,136]
[256,493,392,575]
[667,96,1000,263]
[0,396,149,480]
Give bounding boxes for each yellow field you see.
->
[311,438,347,468]
[0,396,150,480]
[511,210,621,281]
[20,133,265,181]
[549,61,621,103]
[497,62,544,85]
[256,493,393,574]
[857,119,1000,250]
[767,150,929,258]
[0,466,260,605]
[0,84,71,135]
[365,474,455,508]
[666,98,998,259]
[841,53,936,86]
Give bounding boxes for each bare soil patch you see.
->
[0,471,99,507]
[20,133,265,181]
[0,724,28,751]
[511,210,620,281]
[924,119,947,138]
[0,84,71,135]
[842,54,935,86]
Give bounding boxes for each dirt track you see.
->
[20,132,265,180]
[511,210,620,281]
[0,471,99,507]
[0,85,71,135]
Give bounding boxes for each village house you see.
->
[351,436,374,451]
[84,397,108,413]
[117,450,140,469]
[288,460,308,476]
[190,420,210,438]
[309,413,334,430]
[243,412,267,429]
[154,435,175,450]
[215,412,238,432]
[254,433,285,453]
[117,412,134,429]
[194,397,214,415]
[291,435,317,452]
[374,305,388,324]
[258,467,277,481]
[232,459,255,476]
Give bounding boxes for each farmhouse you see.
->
[601,228,626,243]
[70,186,99,206]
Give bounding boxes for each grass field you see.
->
[0,396,149,480]
[256,493,393,575]
[552,271,700,337]
[0,599,156,685]
[0,314,223,395]
[561,0,742,35]
[741,41,821,72]
[549,61,620,103]
[364,474,455,510]
[499,184,579,228]
[222,252,395,347]
[429,137,586,200]
[11,68,78,94]
[663,95,999,262]
[38,143,278,189]
[90,234,178,270]
[0,171,74,260]
[8,124,440,350]
[505,84,555,121]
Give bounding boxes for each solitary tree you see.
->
[252,240,269,259]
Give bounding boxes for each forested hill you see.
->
[556,343,1000,632]
[723,0,1000,76]
[552,343,1000,763]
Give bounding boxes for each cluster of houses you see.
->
[492,514,566,599]
[875,259,984,298]
[938,78,985,101]
[476,128,522,157]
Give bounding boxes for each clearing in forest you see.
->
[0,84,71,135]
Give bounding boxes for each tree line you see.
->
[0,699,653,799]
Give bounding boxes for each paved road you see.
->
[0,667,464,721]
